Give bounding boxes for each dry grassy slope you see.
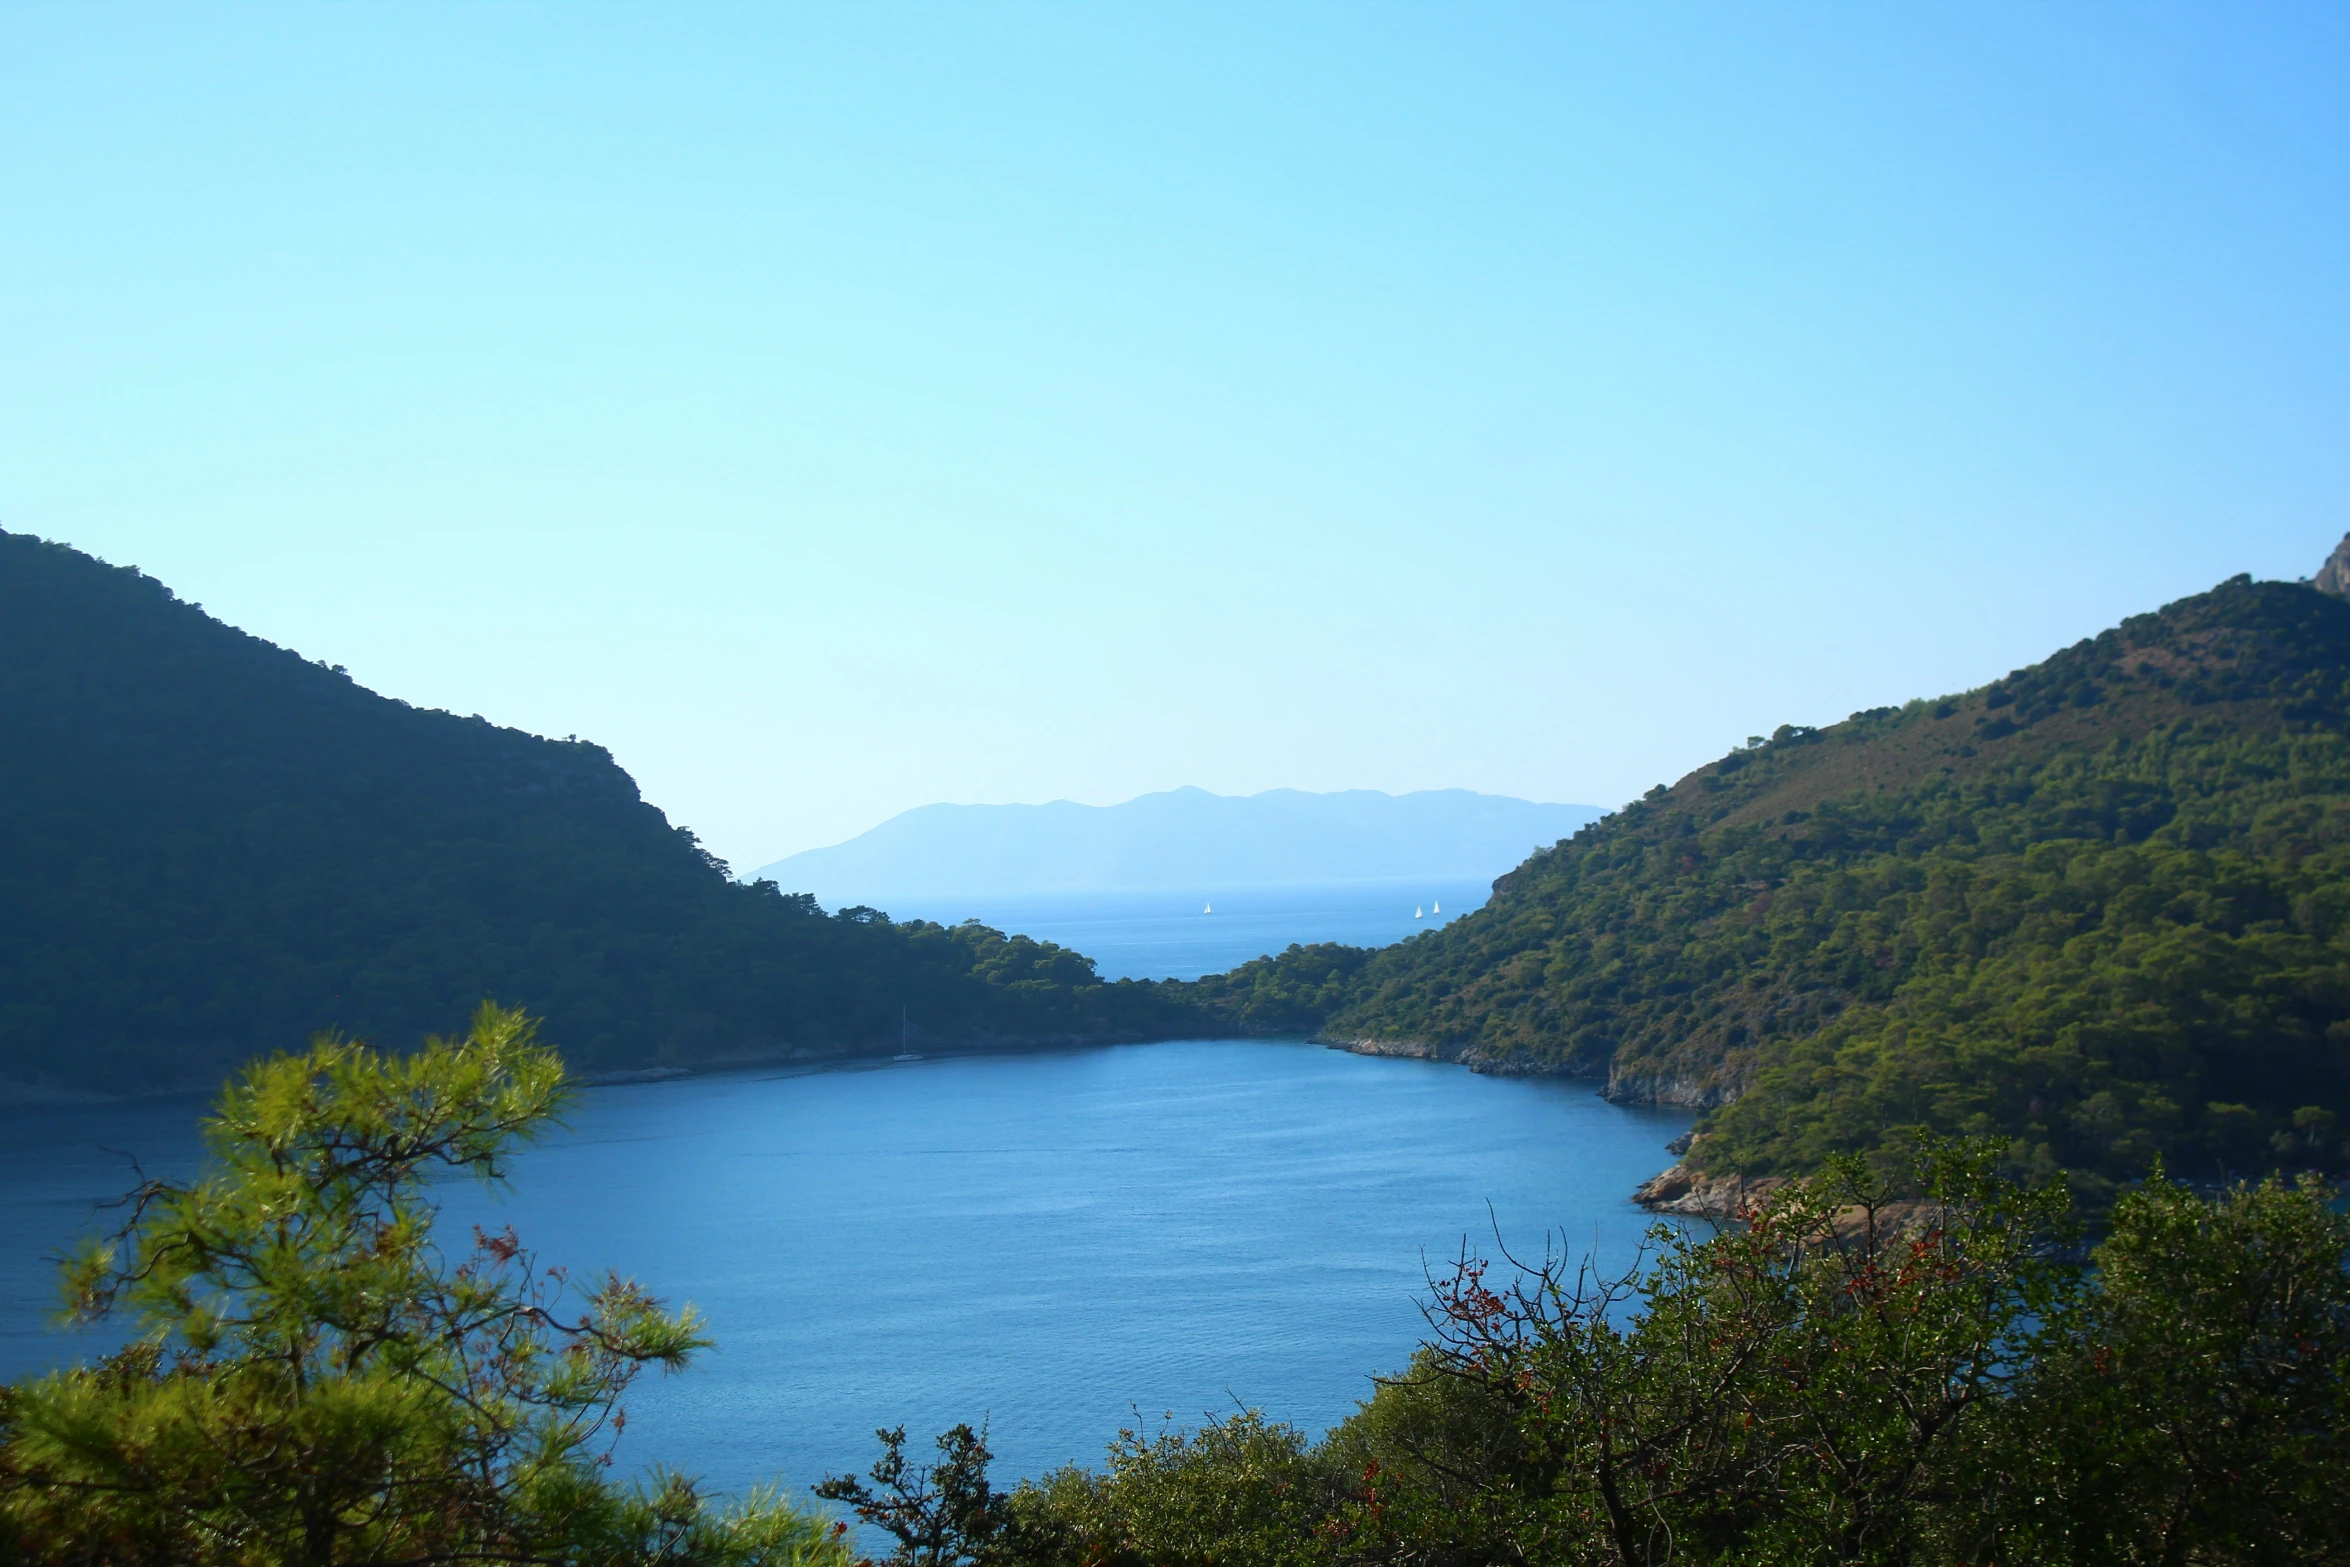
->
[1322,573,2341,1099]
[1686,637,2283,841]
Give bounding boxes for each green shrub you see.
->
[0,1006,847,1567]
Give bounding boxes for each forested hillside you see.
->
[1196,566,2350,1200]
[0,532,1188,1095]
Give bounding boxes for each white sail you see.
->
[1203,902,1212,914]
[1414,905,1424,918]
[1433,900,1442,914]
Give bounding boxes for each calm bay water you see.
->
[0,1041,1688,1494]
[872,880,1496,981]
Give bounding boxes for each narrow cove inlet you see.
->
[0,1040,1691,1495]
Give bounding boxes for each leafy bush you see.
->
[854,1145,2350,1566]
[0,1006,847,1567]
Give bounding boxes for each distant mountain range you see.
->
[752,788,1605,902]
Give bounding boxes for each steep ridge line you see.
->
[0,530,1198,1096]
[1194,558,2350,1204]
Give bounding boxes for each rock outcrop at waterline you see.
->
[1603,1064,1749,1110]
[1325,1035,1566,1078]
[1324,1034,1754,1104]
[1325,1035,1451,1064]
[1631,1163,1782,1217]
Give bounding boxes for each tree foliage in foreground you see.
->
[9,1010,2346,1565]
[838,1143,2350,1566]
[0,1005,847,1567]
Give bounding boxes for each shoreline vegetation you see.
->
[13,528,2350,1217]
[1191,557,2350,1213]
[0,528,1203,1102]
[6,1010,2343,1565]
[8,528,2350,1555]
[0,1010,854,1567]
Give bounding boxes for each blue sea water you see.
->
[0,1041,1688,1496]
[873,879,1497,980]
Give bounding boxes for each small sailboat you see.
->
[1433,899,1442,915]
[1203,901,1213,915]
[1414,905,1424,919]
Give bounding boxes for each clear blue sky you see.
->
[5,5,2345,870]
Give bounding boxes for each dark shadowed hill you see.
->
[0,532,1190,1095]
[1194,564,2350,1201]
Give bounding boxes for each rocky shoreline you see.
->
[1320,1036,1742,1210]
[1629,1162,1782,1217]
[1324,1035,1742,1103]
[1321,1035,1453,1064]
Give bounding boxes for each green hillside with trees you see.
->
[0,531,1191,1096]
[1194,566,2350,1201]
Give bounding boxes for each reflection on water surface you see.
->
[0,1040,1689,1490]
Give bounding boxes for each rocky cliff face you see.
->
[1631,1163,1783,1216]
[1604,1063,1750,1109]
[1326,1034,1577,1078]
[1328,1036,1755,1104]
[1325,1035,1453,1064]
[2315,534,2350,598]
